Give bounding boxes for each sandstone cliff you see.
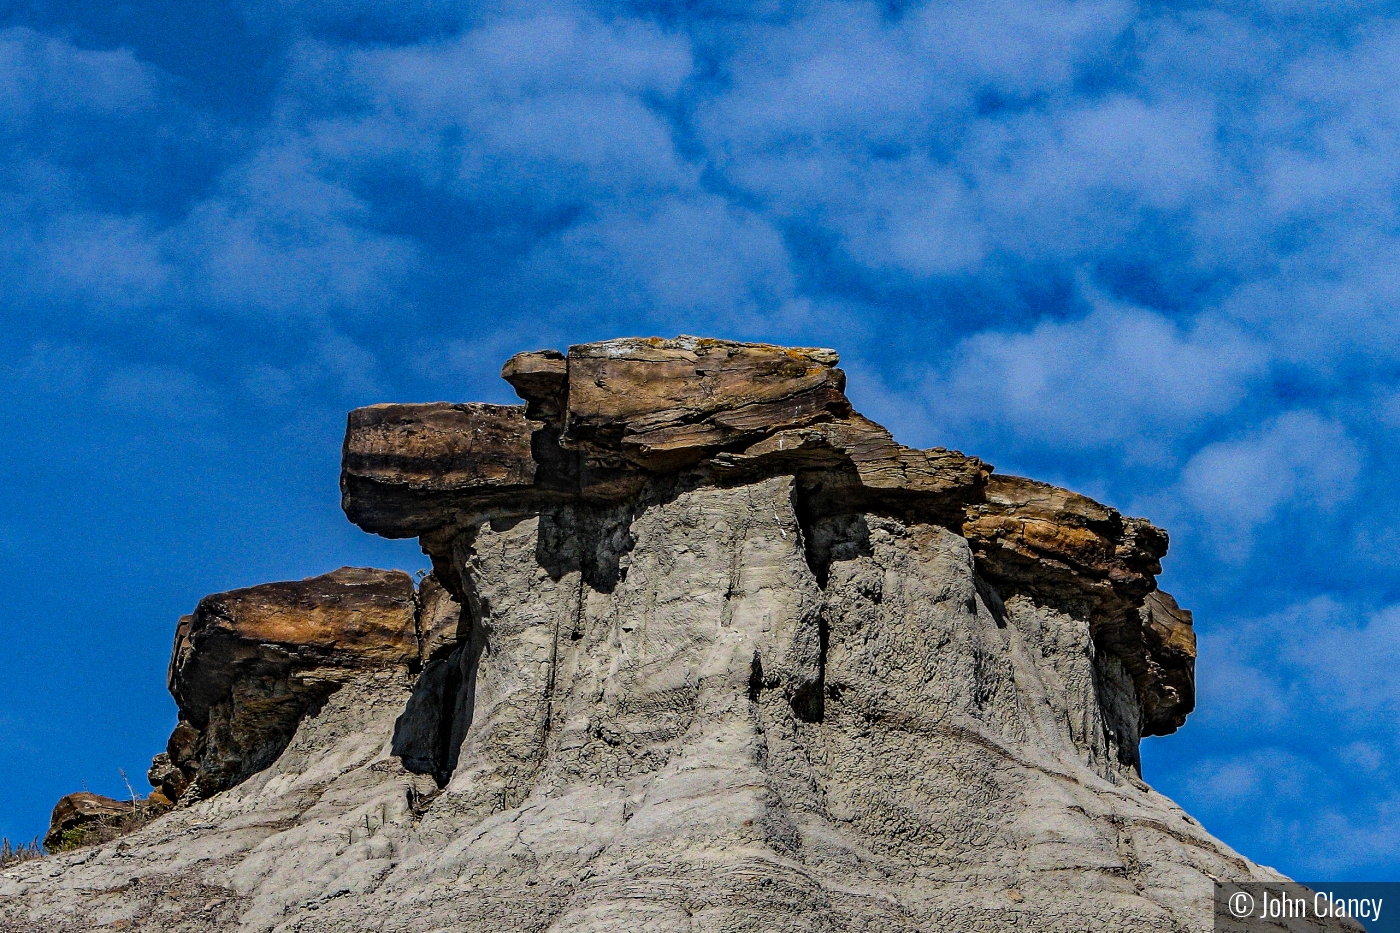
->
[0,338,1325,931]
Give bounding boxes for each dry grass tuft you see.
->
[0,837,44,868]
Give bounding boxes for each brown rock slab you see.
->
[501,349,567,421]
[169,567,418,723]
[44,793,147,852]
[1138,589,1197,734]
[712,414,990,511]
[341,402,539,538]
[961,473,1188,735]
[146,752,188,805]
[962,473,1166,618]
[560,337,850,470]
[346,337,991,532]
[163,567,418,798]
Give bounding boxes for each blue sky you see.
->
[2,0,1398,880]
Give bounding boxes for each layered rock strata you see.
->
[343,337,1192,745]
[1,337,1326,933]
[158,566,420,802]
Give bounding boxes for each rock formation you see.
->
[0,337,1333,931]
[161,567,420,802]
[42,793,156,854]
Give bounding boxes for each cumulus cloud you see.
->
[305,13,695,202]
[1178,411,1361,558]
[524,195,796,327]
[10,0,1398,389]
[922,298,1266,461]
[15,210,170,310]
[1198,598,1400,729]
[174,143,421,321]
[0,31,176,314]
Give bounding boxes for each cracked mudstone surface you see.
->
[0,338,1335,932]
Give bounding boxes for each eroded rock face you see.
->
[162,566,419,799]
[43,794,133,852]
[341,337,1189,739]
[961,473,1191,736]
[7,337,1288,933]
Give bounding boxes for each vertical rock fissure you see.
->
[721,500,748,631]
[410,582,426,672]
[788,607,827,723]
[431,646,466,786]
[786,477,852,722]
[531,571,568,776]
[392,563,489,788]
[537,569,586,773]
[791,475,830,589]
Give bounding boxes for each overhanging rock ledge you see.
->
[344,336,1194,739]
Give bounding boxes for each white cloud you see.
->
[833,157,985,276]
[173,142,421,320]
[1183,748,1321,803]
[1198,597,1400,733]
[1179,411,1360,556]
[923,298,1265,461]
[970,95,1220,257]
[23,211,170,310]
[0,28,158,122]
[300,13,695,204]
[526,194,796,327]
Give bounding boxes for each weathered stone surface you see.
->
[960,473,1191,735]
[415,571,468,663]
[169,567,419,721]
[43,793,160,853]
[350,337,989,535]
[962,474,1167,619]
[501,348,567,421]
[44,794,126,851]
[146,752,187,804]
[341,402,539,537]
[5,336,1303,933]
[3,476,1318,933]
[557,337,850,470]
[163,566,419,799]
[712,413,990,515]
[1138,590,1198,735]
[152,720,200,804]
